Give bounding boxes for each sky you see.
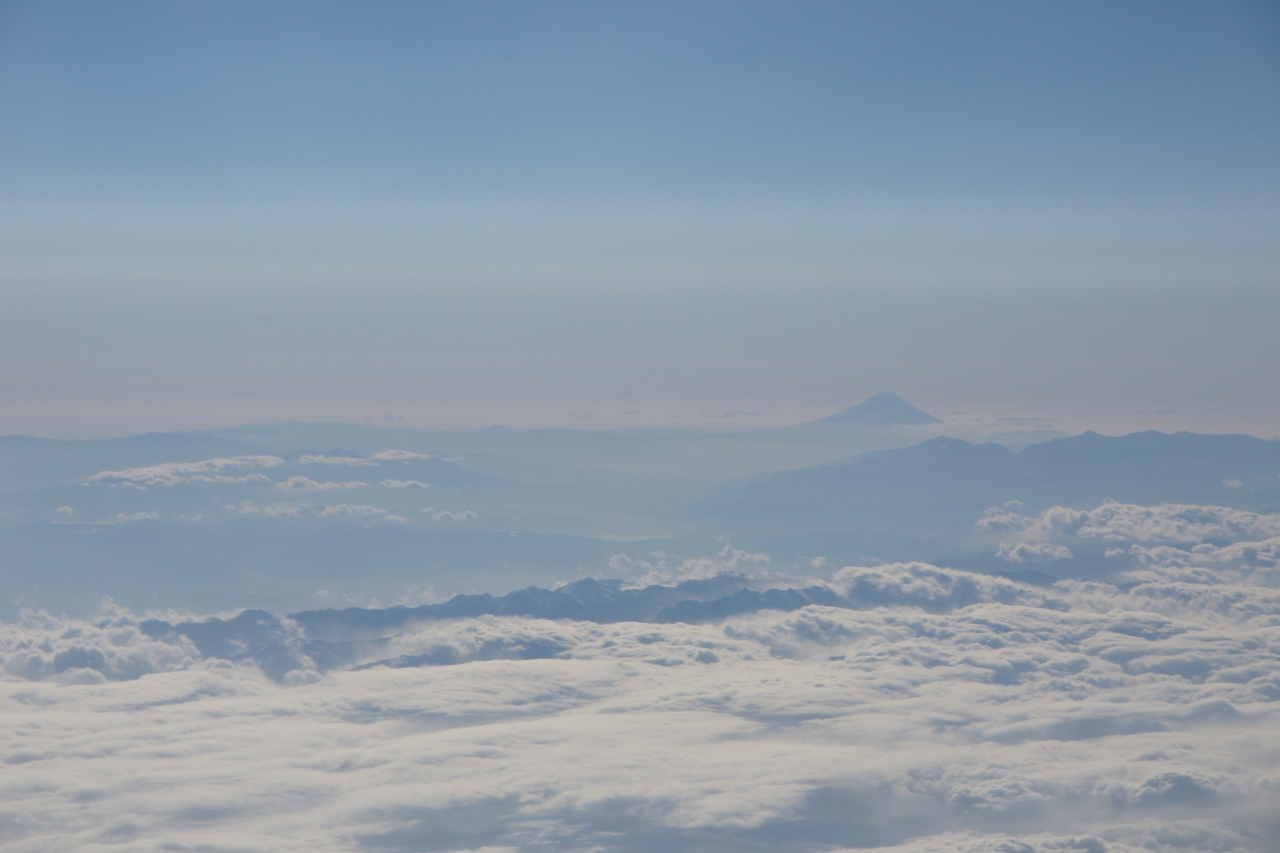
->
[1,0,1279,436]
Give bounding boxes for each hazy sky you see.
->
[1,1,1278,436]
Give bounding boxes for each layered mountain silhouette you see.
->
[698,430,1280,538]
[139,566,1036,680]
[139,575,792,678]
[811,392,941,426]
[5,415,1280,616]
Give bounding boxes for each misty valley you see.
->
[1,393,1276,616]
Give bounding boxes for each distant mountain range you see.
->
[697,430,1280,539]
[2,409,1279,616]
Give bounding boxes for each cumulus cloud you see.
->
[980,501,1280,574]
[1,604,201,683]
[2,503,1279,851]
[980,501,1280,546]
[824,561,1043,611]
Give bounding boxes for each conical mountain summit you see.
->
[815,392,942,425]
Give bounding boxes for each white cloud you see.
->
[0,604,200,682]
[423,507,478,521]
[297,449,434,465]
[823,561,1043,610]
[82,453,437,498]
[233,500,305,517]
[275,476,369,491]
[979,501,1280,547]
[612,543,772,587]
[114,511,160,523]
[997,541,1074,563]
[298,454,379,466]
[2,503,1279,851]
[230,501,409,522]
[371,450,434,461]
[86,455,283,488]
[980,502,1280,574]
[319,504,403,519]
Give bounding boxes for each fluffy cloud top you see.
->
[980,500,1280,546]
[2,501,1279,852]
[982,501,1280,576]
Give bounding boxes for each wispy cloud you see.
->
[86,456,282,488]
[370,450,434,462]
[612,543,771,587]
[231,501,304,517]
[319,504,406,521]
[422,507,477,521]
[298,454,379,466]
[996,541,1074,563]
[275,476,369,491]
[297,450,435,465]
[380,479,431,489]
[231,501,406,522]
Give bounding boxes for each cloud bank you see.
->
[1,501,1278,851]
[982,501,1280,580]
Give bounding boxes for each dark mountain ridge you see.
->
[140,565,1035,680]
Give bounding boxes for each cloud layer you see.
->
[2,501,1278,851]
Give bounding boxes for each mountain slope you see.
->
[811,392,942,425]
[697,431,1280,538]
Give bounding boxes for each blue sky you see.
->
[3,0,1278,206]
[1,1,1278,435]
